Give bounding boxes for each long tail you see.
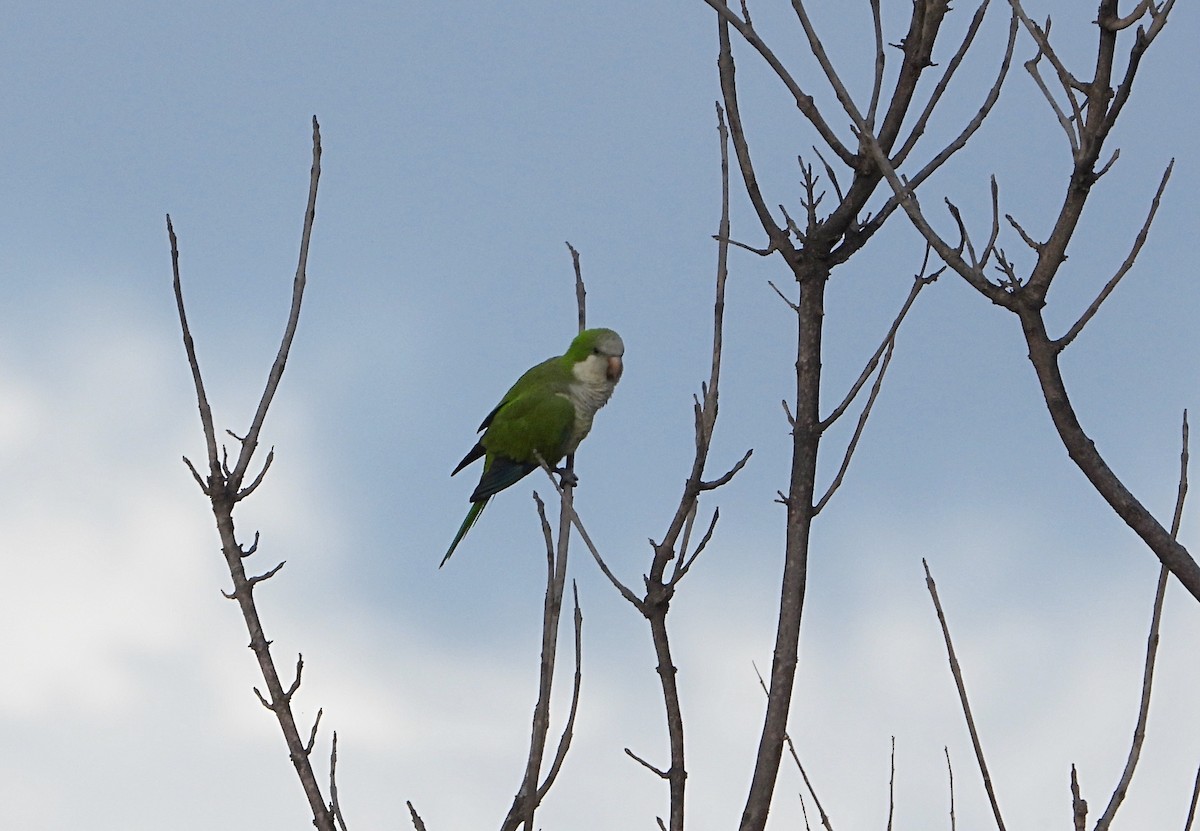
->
[440,498,488,568]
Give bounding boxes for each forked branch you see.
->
[847,6,1200,601]
[172,117,333,831]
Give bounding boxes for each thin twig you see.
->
[946,746,957,831]
[540,464,642,608]
[566,242,586,332]
[1023,38,1080,154]
[820,268,933,431]
[886,736,896,831]
[768,280,800,312]
[811,146,845,205]
[717,17,790,254]
[536,582,584,800]
[750,662,834,831]
[979,178,1004,269]
[813,338,894,514]
[672,508,720,585]
[305,706,323,754]
[1184,761,1200,831]
[1010,7,1084,144]
[625,747,670,779]
[1055,160,1173,351]
[236,448,276,500]
[228,115,323,494]
[170,218,220,478]
[699,448,754,491]
[329,731,348,831]
[865,0,884,130]
[406,801,428,831]
[1004,212,1040,253]
[924,559,1007,831]
[1093,410,1188,831]
[181,454,209,493]
[1071,765,1088,831]
[798,793,813,831]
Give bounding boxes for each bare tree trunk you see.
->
[740,272,825,830]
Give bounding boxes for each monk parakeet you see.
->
[441,327,625,567]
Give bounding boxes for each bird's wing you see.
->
[471,388,575,501]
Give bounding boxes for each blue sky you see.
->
[2,2,1198,829]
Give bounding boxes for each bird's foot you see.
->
[554,468,579,489]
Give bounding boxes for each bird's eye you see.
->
[593,347,600,354]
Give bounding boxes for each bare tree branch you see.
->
[172,118,333,831]
[170,218,220,481]
[768,279,800,312]
[1072,765,1089,831]
[701,0,857,166]
[625,747,671,779]
[1100,0,1151,32]
[1055,160,1173,351]
[1094,411,1189,831]
[869,9,1018,236]
[721,5,990,828]
[236,447,276,500]
[813,337,894,515]
[499,500,571,831]
[1100,0,1176,140]
[566,241,586,332]
[886,736,896,831]
[848,6,1200,601]
[946,746,957,831]
[329,731,348,831]
[406,801,429,831]
[750,662,834,831]
[820,268,934,431]
[181,454,209,494]
[1185,761,1200,831]
[536,583,584,801]
[539,467,642,608]
[671,507,720,585]
[865,0,885,130]
[718,18,791,255]
[305,705,323,755]
[246,560,286,587]
[500,274,592,831]
[892,0,993,167]
[228,116,322,495]
[602,99,747,831]
[924,559,1007,831]
[699,448,753,491]
[1022,29,1082,154]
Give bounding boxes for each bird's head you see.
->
[567,328,624,385]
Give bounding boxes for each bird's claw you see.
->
[555,468,579,489]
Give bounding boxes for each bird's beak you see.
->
[607,355,624,382]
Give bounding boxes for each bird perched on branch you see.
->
[441,327,625,567]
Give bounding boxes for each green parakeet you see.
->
[441,327,625,567]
